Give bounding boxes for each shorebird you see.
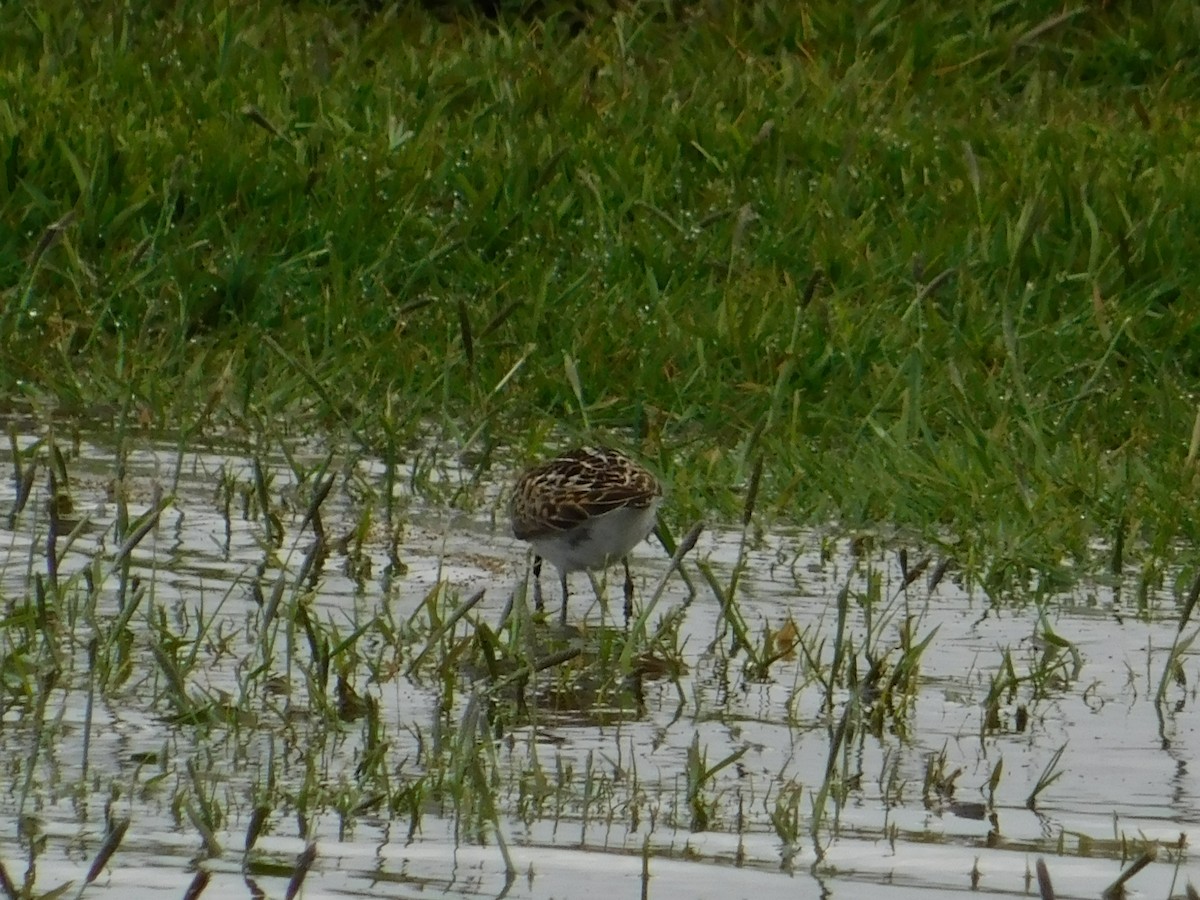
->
[509,446,662,623]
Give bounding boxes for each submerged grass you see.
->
[0,419,1194,897]
[2,0,1200,589]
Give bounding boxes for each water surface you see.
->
[0,421,1195,898]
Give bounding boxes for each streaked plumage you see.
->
[510,446,662,622]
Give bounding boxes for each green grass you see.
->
[0,414,1187,894]
[3,0,1200,592]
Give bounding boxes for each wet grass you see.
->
[3,0,1200,595]
[3,0,1200,893]
[2,425,1196,898]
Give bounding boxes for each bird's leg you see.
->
[532,555,545,612]
[559,570,570,625]
[623,558,635,622]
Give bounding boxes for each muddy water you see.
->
[0,421,1196,898]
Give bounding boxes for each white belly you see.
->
[532,501,660,573]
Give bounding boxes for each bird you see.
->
[509,446,663,623]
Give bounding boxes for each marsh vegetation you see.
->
[2,0,1200,895]
[0,422,1195,897]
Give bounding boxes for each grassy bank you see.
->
[3,0,1200,593]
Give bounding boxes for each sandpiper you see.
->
[509,446,662,623]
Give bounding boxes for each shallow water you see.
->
[0,420,1197,898]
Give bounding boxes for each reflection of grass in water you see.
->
[0,431,1185,896]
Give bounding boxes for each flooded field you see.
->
[0,418,1197,898]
